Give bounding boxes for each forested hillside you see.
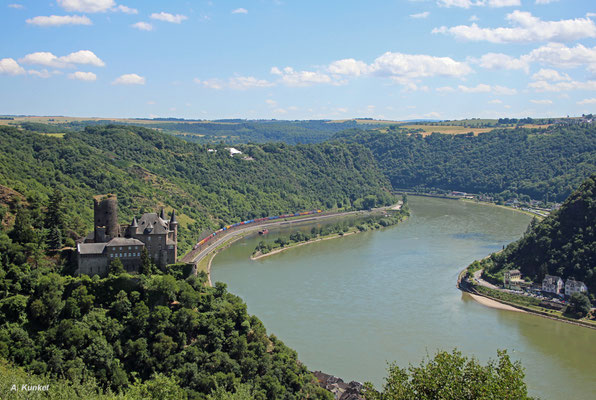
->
[0,197,332,399]
[483,175,596,295]
[336,125,596,202]
[0,125,394,254]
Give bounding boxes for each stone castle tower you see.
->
[93,194,120,242]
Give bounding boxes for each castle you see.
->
[76,194,177,276]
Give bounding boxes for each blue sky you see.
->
[1,0,596,120]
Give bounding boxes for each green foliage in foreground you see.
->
[483,174,596,296]
[0,124,395,255]
[363,349,533,400]
[566,293,592,318]
[336,124,596,202]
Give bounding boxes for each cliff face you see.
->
[485,174,596,293]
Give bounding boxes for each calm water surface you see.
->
[212,197,596,399]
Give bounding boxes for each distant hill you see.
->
[483,174,596,295]
[335,124,596,202]
[0,124,394,254]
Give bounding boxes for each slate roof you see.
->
[106,237,144,247]
[137,212,169,234]
[78,243,107,255]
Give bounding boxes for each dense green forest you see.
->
[336,125,596,202]
[482,175,596,295]
[0,199,331,399]
[21,119,367,145]
[0,125,394,254]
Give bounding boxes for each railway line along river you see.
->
[211,196,596,400]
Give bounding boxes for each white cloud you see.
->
[531,99,553,104]
[469,15,479,22]
[529,80,596,92]
[531,68,571,81]
[271,66,333,86]
[68,71,97,81]
[433,11,596,43]
[0,58,25,75]
[410,11,430,19]
[436,86,456,92]
[229,76,274,89]
[194,78,224,89]
[28,69,51,78]
[265,99,277,106]
[26,15,92,27]
[458,84,491,93]
[476,52,529,72]
[577,98,596,104]
[370,51,472,80]
[489,99,503,104]
[115,5,137,14]
[132,22,153,31]
[57,0,115,13]
[112,73,145,85]
[437,0,520,8]
[61,50,105,67]
[150,12,187,24]
[526,43,596,70]
[328,59,370,76]
[536,0,558,4]
[8,3,23,9]
[232,8,248,14]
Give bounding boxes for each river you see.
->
[211,196,596,400]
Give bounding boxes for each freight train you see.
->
[192,209,322,250]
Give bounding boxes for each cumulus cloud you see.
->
[526,43,596,70]
[112,73,145,85]
[20,50,105,69]
[228,76,273,89]
[150,12,187,24]
[433,11,596,43]
[26,15,92,27]
[577,98,596,104]
[458,84,491,93]
[232,8,248,14]
[410,11,430,19]
[271,66,333,86]
[476,53,529,72]
[68,71,97,81]
[529,80,596,92]
[0,58,26,75]
[115,5,137,14]
[530,99,553,104]
[489,99,503,104]
[437,84,516,94]
[28,69,52,78]
[132,22,153,31]
[58,0,114,13]
[328,59,370,76]
[437,0,520,8]
[370,52,472,80]
[531,68,571,81]
[194,78,224,90]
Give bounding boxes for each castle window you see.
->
[119,247,122,250]
[110,254,113,258]
[128,246,131,250]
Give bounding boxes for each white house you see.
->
[504,269,522,289]
[565,279,588,296]
[542,275,564,294]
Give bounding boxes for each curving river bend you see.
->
[212,196,596,400]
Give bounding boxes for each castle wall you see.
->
[78,254,109,277]
[94,195,120,242]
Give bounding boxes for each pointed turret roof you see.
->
[160,208,166,220]
[170,209,178,225]
[131,216,138,228]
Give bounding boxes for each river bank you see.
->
[251,231,359,260]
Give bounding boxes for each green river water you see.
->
[211,196,596,399]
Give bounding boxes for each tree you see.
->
[109,258,125,275]
[140,247,154,275]
[565,292,591,318]
[363,349,533,400]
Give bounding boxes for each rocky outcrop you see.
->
[313,371,365,400]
